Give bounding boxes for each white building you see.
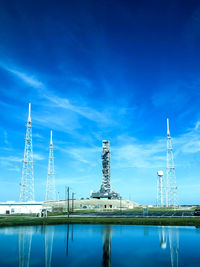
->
[0,201,43,214]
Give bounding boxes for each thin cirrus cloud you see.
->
[0,62,44,89]
[0,62,116,127]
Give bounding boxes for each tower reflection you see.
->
[158,226,179,267]
[102,225,112,267]
[169,227,179,267]
[44,226,54,267]
[18,226,33,267]
[159,226,167,249]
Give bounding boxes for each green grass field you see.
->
[46,206,195,216]
[0,215,199,227]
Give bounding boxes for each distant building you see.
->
[0,202,43,214]
[43,199,139,211]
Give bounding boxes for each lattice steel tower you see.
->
[20,103,34,202]
[166,118,178,207]
[45,130,56,201]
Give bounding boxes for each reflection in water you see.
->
[159,226,167,249]
[11,224,183,267]
[65,224,74,256]
[18,226,33,267]
[158,226,179,267]
[169,227,179,267]
[143,226,149,236]
[102,225,112,267]
[45,226,54,267]
[66,224,69,256]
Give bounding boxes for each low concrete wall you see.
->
[43,199,139,211]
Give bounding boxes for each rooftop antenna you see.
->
[19,103,34,202]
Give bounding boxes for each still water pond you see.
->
[0,224,199,266]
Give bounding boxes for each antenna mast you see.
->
[166,118,178,207]
[20,103,34,202]
[45,130,56,201]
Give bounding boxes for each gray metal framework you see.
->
[45,131,56,201]
[91,140,120,199]
[166,119,178,207]
[19,103,34,202]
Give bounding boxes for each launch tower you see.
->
[91,140,120,199]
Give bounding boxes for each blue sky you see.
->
[0,0,200,204]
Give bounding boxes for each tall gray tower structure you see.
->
[166,118,178,207]
[45,130,56,201]
[91,140,120,199]
[20,103,34,202]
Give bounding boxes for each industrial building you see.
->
[0,202,43,214]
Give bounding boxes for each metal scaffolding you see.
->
[20,103,34,202]
[166,119,178,207]
[91,140,120,199]
[45,130,56,201]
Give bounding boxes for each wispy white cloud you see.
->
[0,156,22,164]
[44,94,115,125]
[0,155,22,173]
[0,62,44,89]
[112,122,200,170]
[112,138,165,169]
[8,68,44,89]
[32,133,44,139]
[0,62,117,127]
[56,144,100,165]
[174,124,200,154]
[34,153,45,161]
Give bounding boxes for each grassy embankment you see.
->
[47,207,196,216]
[0,215,200,227]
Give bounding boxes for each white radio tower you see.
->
[166,118,178,207]
[45,130,56,201]
[20,103,34,202]
[157,170,164,207]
